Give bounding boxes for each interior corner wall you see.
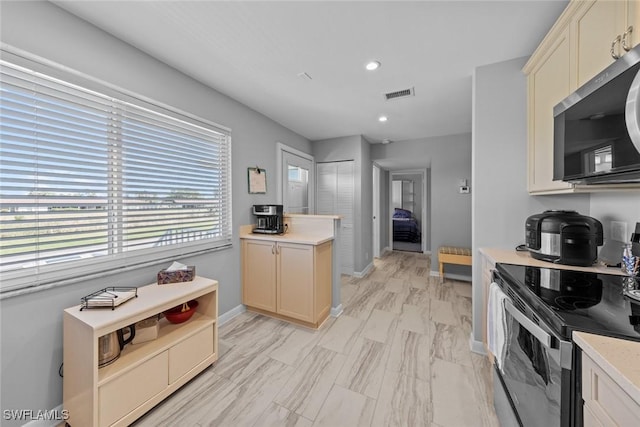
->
[0,1,311,423]
[312,135,373,274]
[359,137,373,270]
[471,56,590,348]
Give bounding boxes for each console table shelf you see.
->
[63,276,218,427]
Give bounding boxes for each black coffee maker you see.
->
[252,204,284,234]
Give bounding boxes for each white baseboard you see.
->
[330,304,343,317]
[353,262,373,278]
[218,304,246,325]
[429,271,472,282]
[469,333,487,355]
[382,246,391,255]
[21,405,66,427]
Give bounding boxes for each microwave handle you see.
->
[625,68,640,154]
[504,299,553,349]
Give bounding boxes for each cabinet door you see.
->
[528,26,574,193]
[242,239,277,312]
[575,0,627,87]
[276,242,314,322]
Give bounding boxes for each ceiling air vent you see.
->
[384,87,415,101]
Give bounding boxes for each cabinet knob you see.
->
[622,26,634,52]
[611,34,622,59]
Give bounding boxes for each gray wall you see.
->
[373,134,472,274]
[471,56,591,349]
[312,135,373,274]
[0,1,311,422]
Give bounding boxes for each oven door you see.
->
[498,299,573,427]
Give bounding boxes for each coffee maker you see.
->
[252,204,284,234]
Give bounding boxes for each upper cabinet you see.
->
[575,0,637,86]
[523,0,640,194]
[527,26,574,193]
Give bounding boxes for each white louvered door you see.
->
[316,161,354,274]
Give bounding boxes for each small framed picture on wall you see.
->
[248,167,266,194]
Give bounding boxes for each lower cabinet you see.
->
[582,351,640,426]
[63,277,218,427]
[242,238,332,327]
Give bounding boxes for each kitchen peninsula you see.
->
[240,214,341,328]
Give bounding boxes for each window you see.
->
[0,59,232,294]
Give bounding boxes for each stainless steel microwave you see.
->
[553,44,640,184]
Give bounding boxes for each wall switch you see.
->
[611,221,628,242]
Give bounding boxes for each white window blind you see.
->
[0,60,232,294]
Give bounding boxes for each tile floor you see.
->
[132,251,499,427]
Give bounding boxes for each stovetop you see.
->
[496,263,640,341]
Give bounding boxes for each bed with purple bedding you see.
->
[392,208,421,243]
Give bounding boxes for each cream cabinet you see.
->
[523,0,640,194]
[63,277,218,427]
[574,0,633,86]
[582,350,640,426]
[526,25,575,194]
[242,238,332,328]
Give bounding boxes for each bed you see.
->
[392,208,421,243]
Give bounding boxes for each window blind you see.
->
[0,60,232,294]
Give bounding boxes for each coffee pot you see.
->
[98,324,136,368]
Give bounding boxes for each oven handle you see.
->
[504,299,553,349]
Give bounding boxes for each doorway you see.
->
[277,143,314,214]
[390,170,427,253]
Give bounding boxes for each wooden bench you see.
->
[438,246,472,282]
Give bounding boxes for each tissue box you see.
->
[132,316,159,344]
[157,266,196,284]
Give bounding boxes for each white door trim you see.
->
[372,163,381,258]
[276,142,315,212]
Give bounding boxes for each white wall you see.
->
[472,56,591,350]
[590,192,640,249]
[0,1,311,422]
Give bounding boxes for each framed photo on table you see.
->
[248,167,266,194]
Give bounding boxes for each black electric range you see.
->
[496,263,640,342]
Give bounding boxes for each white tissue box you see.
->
[132,316,159,344]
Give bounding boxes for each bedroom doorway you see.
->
[390,170,426,253]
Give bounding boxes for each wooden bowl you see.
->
[164,300,198,324]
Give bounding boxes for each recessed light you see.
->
[366,61,381,71]
[378,115,388,122]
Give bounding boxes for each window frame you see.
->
[0,48,233,297]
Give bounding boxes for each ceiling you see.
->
[52,0,568,144]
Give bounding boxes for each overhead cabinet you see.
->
[242,238,332,327]
[523,0,640,194]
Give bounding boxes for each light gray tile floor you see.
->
[132,251,499,427]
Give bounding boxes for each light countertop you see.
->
[573,331,640,407]
[239,227,333,245]
[479,247,625,276]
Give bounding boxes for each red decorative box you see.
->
[157,266,196,284]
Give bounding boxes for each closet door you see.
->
[316,161,354,274]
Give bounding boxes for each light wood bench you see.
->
[438,246,472,282]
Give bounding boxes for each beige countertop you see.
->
[239,226,333,245]
[573,331,640,407]
[479,247,625,276]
